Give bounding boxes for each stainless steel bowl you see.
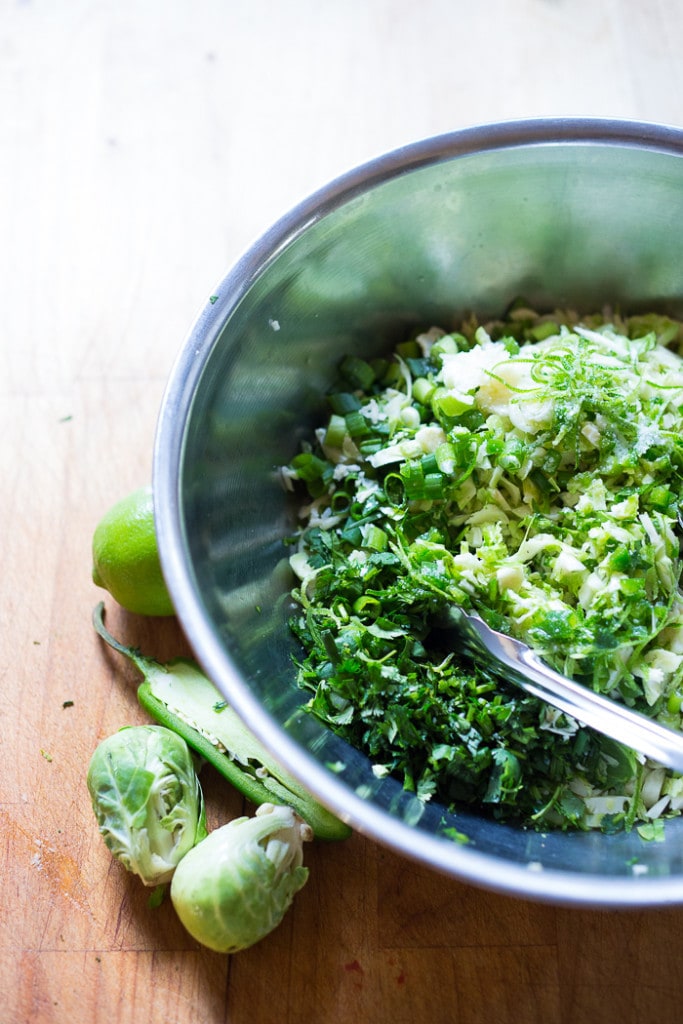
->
[154,119,683,906]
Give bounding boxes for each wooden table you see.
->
[5,3,683,1022]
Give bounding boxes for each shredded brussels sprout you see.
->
[284,306,683,833]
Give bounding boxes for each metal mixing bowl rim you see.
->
[154,117,683,906]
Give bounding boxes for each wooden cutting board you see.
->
[5,3,683,1022]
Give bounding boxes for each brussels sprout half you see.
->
[87,724,207,886]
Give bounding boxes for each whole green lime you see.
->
[92,486,175,617]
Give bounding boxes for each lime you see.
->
[92,486,175,617]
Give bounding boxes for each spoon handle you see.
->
[454,610,683,773]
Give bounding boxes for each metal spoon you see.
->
[444,606,683,773]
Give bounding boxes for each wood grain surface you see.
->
[4,3,683,1022]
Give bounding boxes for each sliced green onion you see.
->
[401,461,445,500]
[358,439,385,456]
[406,357,432,378]
[328,391,361,414]
[324,414,348,448]
[424,472,445,499]
[381,363,404,389]
[340,355,376,391]
[413,377,436,405]
[383,472,405,506]
[291,452,329,481]
[361,524,388,551]
[370,357,390,380]
[345,410,370,438]
[434,441,456,474]
[420,453,439,476]
[396,340,421,359]
[331,489,353,514]
[401,462,425,498]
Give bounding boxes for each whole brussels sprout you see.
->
[170,803,312,953]
[87,724,206,886]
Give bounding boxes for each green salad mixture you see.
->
[282,306,683,833]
